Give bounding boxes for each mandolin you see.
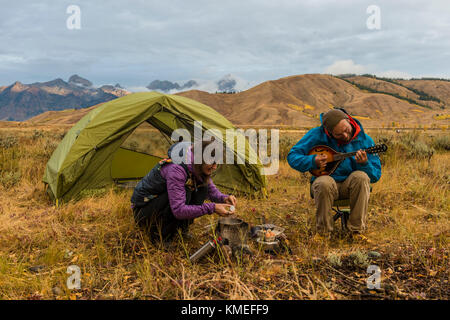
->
[308,144,387,177]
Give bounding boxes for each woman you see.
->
[131,140,236,243]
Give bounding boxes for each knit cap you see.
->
[322,109,348,133]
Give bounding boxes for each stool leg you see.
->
[342,211,349,231]
[332,209,342,222]
[333,205,350,232]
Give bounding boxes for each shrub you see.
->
[327,253,342,267]
[0,135,18,148]
[397,131,435,160]
[0,171,21,188]
[348,250,370,268]
[405,141,434,160]
[372,132,394,146]
[431,135,450,151]
[278,135,298,160]
[31,130,44,141]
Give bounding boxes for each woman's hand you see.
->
[224,195,237,207]
[214,203,234,216]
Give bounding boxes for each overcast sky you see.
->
[1,0,449,91]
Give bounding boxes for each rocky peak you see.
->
[146,79,199,92]
[9,81,28,92]
[217,74,237,92]
[68,74,93,87]
[181,80,198,89]
[99,85,130,97]
[41,78,71,88]
[147,80,181,91]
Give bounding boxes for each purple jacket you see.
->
[159,147,228,220]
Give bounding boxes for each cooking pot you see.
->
[216,217,250,247]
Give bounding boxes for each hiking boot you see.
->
[350,232,370,243]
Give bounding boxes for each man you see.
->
[287,109,381,237]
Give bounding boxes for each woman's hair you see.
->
[192,139,218,184]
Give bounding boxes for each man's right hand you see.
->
[214,203,233,216]
[315,154,328,169]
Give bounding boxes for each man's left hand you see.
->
[355,150,368,164]
[224,195,237,206]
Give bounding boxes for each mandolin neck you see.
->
[334,149,370,161]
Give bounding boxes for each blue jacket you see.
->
[287,114,381,184]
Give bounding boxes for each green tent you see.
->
[43,92,268,204]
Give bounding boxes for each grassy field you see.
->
[0,125,448,300]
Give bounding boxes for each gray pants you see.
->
[311,171,371,234]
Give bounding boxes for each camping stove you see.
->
[215,217,253,256]
[190,218,290,262]
[251,224,289,254]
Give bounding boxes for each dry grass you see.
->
[0,126,448,300]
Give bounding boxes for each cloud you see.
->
[324,59,413,79]
[375,70,412,79]
[1,0,450,86]
[324,59,367,75]
[165,74,257,94]
[0,54,27,64]
[126,86,150,92]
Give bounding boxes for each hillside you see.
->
[26,74,450,127]
[398,79,450,105]
[344,76,439,109]
[26,104,99,125]
[177,74,449,127]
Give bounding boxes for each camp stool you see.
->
[332,198,350,231]
[311,186,372,231]
[331,185,373,231]
[310,189,349,231]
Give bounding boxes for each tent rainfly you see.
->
[43,92,268,204]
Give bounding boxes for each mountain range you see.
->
[146,74,242,93]
[3,74,449,127]
[0,74,246,121]
[0,75,129,121]
[146,79,199,92]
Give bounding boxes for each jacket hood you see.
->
[319,110,364,144]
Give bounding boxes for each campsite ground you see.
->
[0,124,448,300]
